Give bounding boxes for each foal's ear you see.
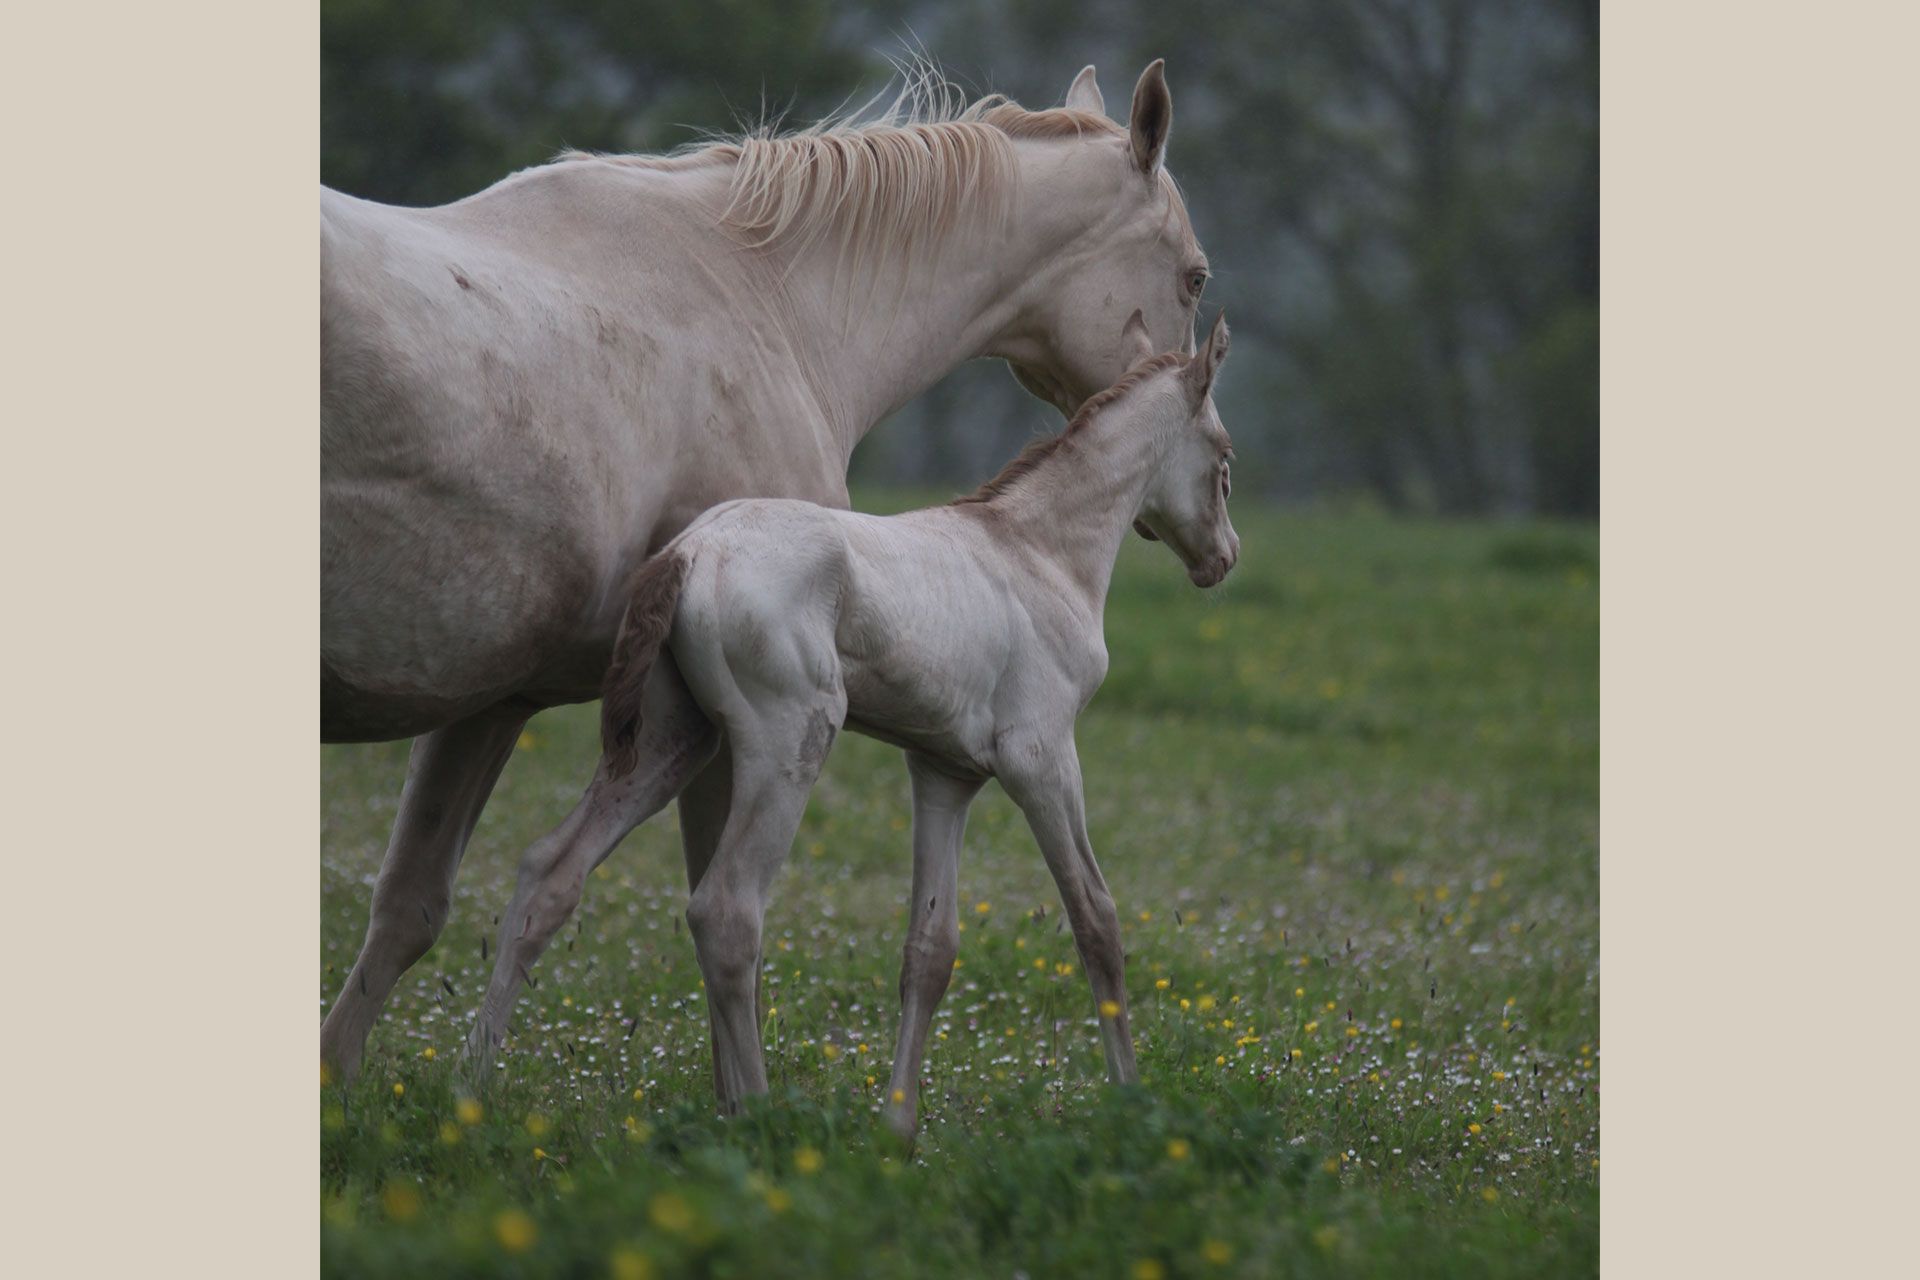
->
[1186,311,1230,398]
[1065,65,1106,115]
[1129,59,1172,175]
[1120,308,1155,367]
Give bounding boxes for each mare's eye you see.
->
[1186,270,1209,300]
[1221,461,1232,499]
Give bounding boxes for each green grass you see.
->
[321,499,1599,1278]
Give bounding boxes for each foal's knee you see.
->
[367,879,449,971]
[686,890,762,993]
[900,926,959,1003]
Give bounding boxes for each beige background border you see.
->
[5,2,1914,1274]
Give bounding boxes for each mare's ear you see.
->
[1129,59,1172,175]
[1120,309,1155,367]
[1186,311,1229,398]
[1065,65,1106,115]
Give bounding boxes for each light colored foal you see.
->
[468,311,1237,1136]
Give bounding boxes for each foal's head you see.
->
[1110,310,1239,588]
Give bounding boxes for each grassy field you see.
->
[321,498,1599,1278]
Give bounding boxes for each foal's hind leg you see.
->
[467,655,717,1065]
[322,703,528,1083]
[686,695,845,1110]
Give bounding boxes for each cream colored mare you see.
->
[321,61,1219,1082]
[469,312,1235,1134]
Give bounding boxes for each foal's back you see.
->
[666,498,1047,774]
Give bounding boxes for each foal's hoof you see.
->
[882,1101,918,1145]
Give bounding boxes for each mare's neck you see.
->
[767,139,1117,465]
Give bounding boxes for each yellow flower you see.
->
[391,1083,405,1099]
[1197,995,1216,1012]
[1345,1026,1359,1038]
[493,1209,537,1253]
[1166,1137,1192,1161]
[1294,987,1305,998]
[632,1088,645,1102]
[823,1043,841,1061]
[1505,996,1517,1007]
[1324,1001,1337,1011]
[1155,978,1171,990]
[891,1088,906,1104]
[648,1192,695,1234]
[525,1114,549,1138]
[1305,1021,1319,1034]
[1469,1123,1483,1135]
[1492,1070,1507,1081]
[1138,910,1153,922]
[1180,998,1192,1011]
[1057,962,1075,976]
[1368,1072,1381,1083]
[438,1122,462,1146]
[421,1047,436,1061]
[1132,1261,1166,1280]
[1481,1186,1500,1203]
[380,1182,421,1222]
[455,1097,483,1126]
[533,1147,547,1162]
[1290,1048,1302,1060]
[866,1075,876,1087]
[764,1187,792,1214]
[794,1147,824,1175]
[1099,1000,1122,1018]
[610,1247,656,1280]
[1390,1017,1403,1030]
[1034,958,1046,970]
[975,901,992,915]
[1215,1055,1227,1067]
[1202,1239,1233,1265]
[1492,1103,1503,1114]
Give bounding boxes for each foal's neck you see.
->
[984,406,1170,612]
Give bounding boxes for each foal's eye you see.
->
[1221,461,1232,498]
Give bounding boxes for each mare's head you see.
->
[998,61,1214,415]
[1113,310,1238,588]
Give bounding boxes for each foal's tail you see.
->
[600,550,691,777]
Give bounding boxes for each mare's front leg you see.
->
[467,655,718,1065]
[883,753,983,1139]
[1000,733,1140,1085]
[687,695,844,1111]
[322,702,529,1083]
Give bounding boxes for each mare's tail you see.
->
[599,550,690,777]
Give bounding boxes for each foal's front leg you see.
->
[1001,735,1140,1085]
[883,753,983,1139]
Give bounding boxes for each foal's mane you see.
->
[553,65,1129,262]
[954,352,1188,506]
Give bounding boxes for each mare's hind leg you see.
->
[686,694,845,1111]
[322,702,529,1083]
[466,654,718,1064]
[674,752,733,1101]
